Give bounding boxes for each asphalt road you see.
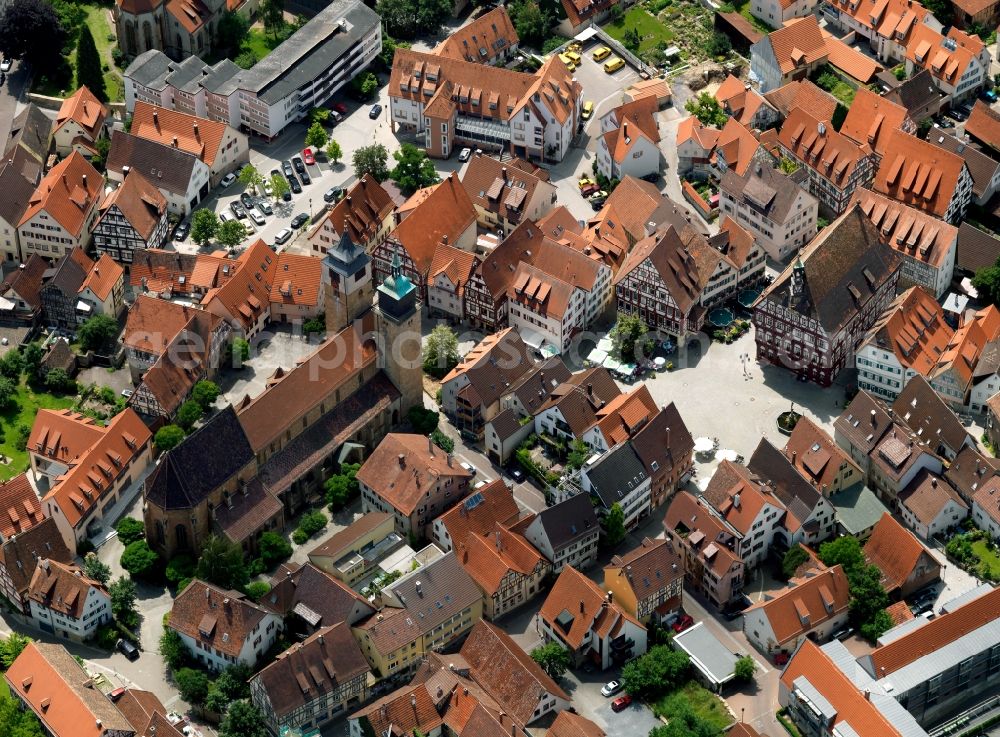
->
[0,59,29,149]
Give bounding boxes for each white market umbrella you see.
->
[694,437,714,453]
[717,449,739,462]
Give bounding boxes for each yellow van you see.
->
[582,100,594,119]
[604,57,625,73]
[592,46,612,62]
[565,50,582,64]
[558,53,577,71]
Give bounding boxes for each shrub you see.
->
[95,624,119,650]
[165,554,196,587]
[298,510,327,537]
[120,540,159,579]
[115,517,145,546]
[292,529,308,545]
[258,531,292,569]
[244,581,271,601]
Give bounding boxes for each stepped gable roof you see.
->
[757,203,901,332]
[54,86,108,142]
[873,130,969,218]
[4,641,133,737]
[252,623,370,720]
[0,473,43,539]
[20,152,101,236]
[0,518,72,598]
[27,559,106,619]
[357,433,472,516]
[840,87,910,157]
[390,172,477,276]
[764,79,838,121]
[435,7,519,62]
[169,579,272,658]
[144,405,253,510]
[863,512,938,592]
[98,170,167,242]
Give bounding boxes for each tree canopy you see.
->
[196,535,249,590]
[602,502,626,547]
[154,425,185,451]
[610,314,653,362]
[191,380,220,410]
[238,164,263,194]
[422,324,460,379]
[353,143,390,181]
[530,642,571,680]
[621,645,690,699]
[0,0,67,75]
[216,219,247,249]
[75,24,105,102]
[219,701,268,737]
[78,315,120,353]
[305,121,328,150]
[215,10,249,55]
[325,462,360,511]
[120,540,159,579]
[376,0,452,39]
[191,209,219,246]
[390,144,440,195]
[508,0,550,47]
[684,92,728,127]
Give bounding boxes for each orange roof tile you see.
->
[438,478,520,546]
[27,559,107,619]
[28,409,105,465]
[840,88,911,157]
[54,86,108,142]
[854,189,957,270]
[592,384,658,447]
[391,173,477,276]
[458,524,546,596]
[79,253,123,302]
[822,32,883,83]
[967,100,1000,152]
[860,285,952,378]
[269,252,323,308]
[0,472,43,539]
[131,101,228,167]
[745,566,850,646]
[766,16,828,75]
[307,175,394,247]
[863,512,939,593]
[19,151,102,237]
[123,296,203,355]
[783,416,861,491]
[435,7,519,63]
[97,169,167,243]
[873,130,968,218]
[429,242,479,297]
[539,566,642,650]
[764,79,838,121]
[200,239,274,330]
[906,24,977,89]
[778,107,869,189]
[546,711,606,737]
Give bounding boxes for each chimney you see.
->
[82,174,87,188]
[502,167,508,180]
[172,136,179,147]
[122,165,130,177]
[495,530,502,551]
[580,599,585,613]
[447,453,453,468]
[607,591,613,603]
[153,110,158,128]
[587,382,593,395]
[442,234,448,244]
[411,694,417,708]
[931,478,937,487]
[871,409,877,424]
[398,453,406,469]
[428,435,433,454]
[415,580,423,596]
[193,122,200,139]
[864,689,871,701]
[623,121,629,139]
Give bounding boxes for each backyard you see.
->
[605,6,675,54]
[604,0,723,65]
[946,527,1000,581]
[653,680,732,733]
[0,379,75,480]
[33,3,123,101]
[729,0,777,34]
[241,25,296,64]
[971,539,1000,579]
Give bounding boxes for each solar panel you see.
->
[465,492,485,510]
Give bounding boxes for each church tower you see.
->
[375,246,422,417]
[323,230,375,332]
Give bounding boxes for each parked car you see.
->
[601,680,623,697]
[331,110,344,124]
[581,183,600,197]
[282,160,294,178]
[0,58,11,73]
[173,221,189,242]
[248,209,265,226]
[240,192,255,209]
[220,172,237,188]
[262,179,273,196]
[981,89,998,103]
[333,101,348,114]
[831,627,854,641]
[257,200,273,216]
[299,168,311,186]
[473,480,488,490]
[369,104,383,119]
[459,461,477,476]
[291,212,310,229]
[289,175,302,194]
[274,228,292,246]
[510,467,525,483]
[458,147,472,162]
[323,187,343,203]
[774,651,790,666]
[611,695,632,712]
[121,389,134,399]
[578,175,597,190]
[219,211,233,223]
[302,147,316,166]
[292,156,306,174]
[230,202,246,219]
[672,614,694,633]
[116,639,139,661]
[582,100,594,119]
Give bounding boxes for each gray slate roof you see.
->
[584,441,648,509]
[928,132,1000,200]
[125,50,174,89]
[106,131,198,196]
[956,222,1000,274]
[720,162,812,224]
[7,104,51,163]
[0,145,42,227]
[529,493,598,551]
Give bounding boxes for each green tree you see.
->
[309,107,331,127]
[610,313,653,362]
[566,439,590,470]
[305,121,328,150]
[684,92,728,127]
[115,518,145,546]
[196,535,249,589]
[78,315,120,353]
[176,400,203,431]
[379,34,410,68]
[215,10,249,53]
[431,428,454,453]
[325,462,360,511]
[75,24,106,102]
[82,553,111,585]
[191,208,219,246]
[620,645,690,699]
[260,0,285,38]
[238,164,263,194]
[0,685,44,737]
[325,138,343,164]
[175,667,210,706]
[706,31,731,58]
[0,376,17,410]
[258,531,292,568]
[530,642,571,680]
[602,503,626,547]
[0,631,32,669]
[191,380,220,410]
[848,563,889,628]
[390,143,440,195]
[407,406,440,435]
[44,368,76,394]
[781,546,810,580]
[922,0,951,23]
[155,425,185,451]
[376,0,451,39]
[219,700,268,737]
[120,540,159,579]
[352,143,390,181]
[159,628,187,669]
[734,655,757,682]
[350,71,379,101]
[231,337,250,367]
[818,535,864,573]
[974,258,1000,307]
[215,665,252,701]
[165,554,196,587]
[244,581,271,601]
[648,700,719,737]
[779,156,799,174]
[893,64,907,81]
[860,608,893,642]
[508,0,550,47]
[0,349,23,380]
[422,324,459,378]
[108,576,137,620]
[0,0,68,76]
[269,172,290,201]
[22,343,42,380]
[216,219,247,249]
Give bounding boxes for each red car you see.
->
[611,695,632,712]
[332,102,348,114]
[774,652,790,666]
[581,183,600,197]
[302,147,316,166]
[672,614,694,633]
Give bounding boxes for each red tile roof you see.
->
[80,254,123,302]
[967,100,1000,152]
[840,87,911,157]
[54,86,108,142]
[873,130,968,218]
[0,472,43,538]
[546,711,606,737]
[19,151,102,237]
[435,7,519,62]
[168,579,274,658]
[745,565,850,646]
[269,252,323,309]
[765,16,828,75]
[131,101,229,167]
[391,173,477,277]
[27,559,106,619]
[778,107,870,189]
[863,512,939,592]
[539,566,642,650]
[200,239,275,330]
[97,170,167,243]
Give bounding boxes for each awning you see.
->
[596,337,614,353]
[587,348,608,365]
[602,357,622,372]
[574,27,600,42]
[75,300,92,313]
[519,327,546,350]
[541,344,559,358]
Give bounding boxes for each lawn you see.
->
[0,380,75,480]
[652,680,732,733]
[242,26,296,63]
[733,0,777,34]
[605,7,674,54]
[971,539,1000,578]
[32,4,123,101]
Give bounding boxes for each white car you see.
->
[220,172,237,188]
[459,461,477,477]
[274,228,292,246]
[263,180,273,196]
[458,147,472,162]
[0,58,11,73]
[248,209,265,226]
[601,680,623,697]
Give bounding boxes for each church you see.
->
[142,246,423,558]
[114,0,259,61]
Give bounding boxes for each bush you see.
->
[292,529,308,545]
[120,540,159,580]
[96,624,119,650]
[175,667,210,706]
[160,628,187,669]
[165,554,196,587]
[258,531,292,569]
[244,581,270,601]
[298,510,327,537]
[115,517,145,546]
[430,429,454,453]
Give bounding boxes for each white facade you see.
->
[596,132,659,181]
[175,611,282,672]
[428,271,464,320]
[18,206,99,261]
[901,493,967,539]
[538,604,648,671]
[855,343,911,401]
[109,157,210,217]
[718,179,818,262]
[734,497,785,569]
[750,0,816,28]
[971,374,1000,414]
[29,584,110,642]
[742,594,848,654]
